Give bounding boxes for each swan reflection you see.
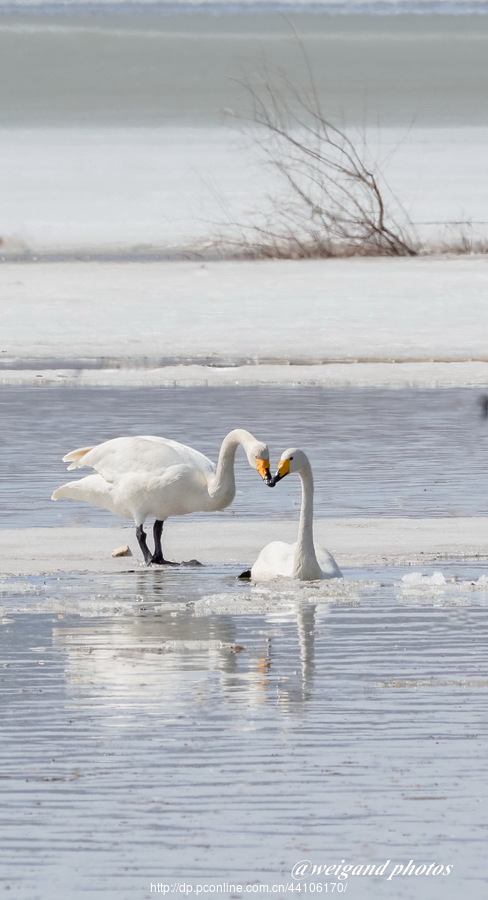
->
[53,591,331,722]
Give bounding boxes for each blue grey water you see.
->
[2,387,488,897]
[1,385,486,527]
[0,0,485,13]
[2,558,488,899]
[0,4,487,128]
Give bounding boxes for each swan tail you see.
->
[51,474,116,513]
[62,446,95,471]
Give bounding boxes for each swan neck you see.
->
[209,429,253,505]
[294,462,321,575]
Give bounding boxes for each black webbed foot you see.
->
[149,554,179,567]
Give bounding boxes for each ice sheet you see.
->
[3,256,488,386]
[0,127,487,254]
[2,518,488,575]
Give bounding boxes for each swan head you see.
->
[247,442,272,484]
[269,448,308,485]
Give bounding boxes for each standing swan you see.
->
[52,430,271,565]
[247,448,342,581]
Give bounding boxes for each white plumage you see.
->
[52,429,270,565]
[250,448,343,582]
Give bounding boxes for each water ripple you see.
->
[1,561,488,897]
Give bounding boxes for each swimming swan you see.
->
[248,448,343,581]
[52,430,271,565]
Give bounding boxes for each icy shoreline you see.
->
[5,361,488,388]
[2,517,487,575]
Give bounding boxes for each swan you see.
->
[52,429,271,565]
[246,448,342,581]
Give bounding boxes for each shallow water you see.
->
[1,558,488,898]
[1,385,487,527]
[3,384,488,895]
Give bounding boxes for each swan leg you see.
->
[136,524,154,565]
[150,519,178,566]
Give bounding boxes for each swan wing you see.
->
[63,446,95,469]
[251,540,296,581]
[316,545,343,579]
[52,464,212,522]
[109,464,215,522]
[62,436,215,481]
[250,541,342,582]
[52,473,118,514]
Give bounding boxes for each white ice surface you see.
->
[1,125,488,387]
[6,361,488,388]
[0,126,487,254]
[2,255,488,386]
[1,517,488,575]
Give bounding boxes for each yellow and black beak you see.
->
[256,458,272,484]
[269,458,290,486]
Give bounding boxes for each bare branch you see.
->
[217,50,418,259]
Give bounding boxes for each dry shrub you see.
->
[209,32,418,260]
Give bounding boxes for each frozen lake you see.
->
[1,559,488,899]
[2,384,488,898]
[2,6,488,896]
[1,385,487,527]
